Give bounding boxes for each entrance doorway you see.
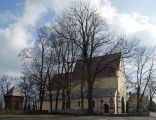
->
[121,97,125,113]
[104,103,109,113]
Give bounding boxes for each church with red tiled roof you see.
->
[41,52,126,114]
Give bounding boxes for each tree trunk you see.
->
[24,96,28,110]
[81,83,84,109]
[136,86,140,112]
[66,75,71,109]
[62,88,65,110]
[55,87,60,110]
[87,82,93,114]
[39,96,43,110]
[49,90,53,113]
[67,92,70,109]
[149,96,152,110]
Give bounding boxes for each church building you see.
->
[41,52,126,114]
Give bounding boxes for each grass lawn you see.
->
[0,114,64,118]
[0,114,155,120]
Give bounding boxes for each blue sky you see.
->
[0,0,56,28]
[1,0,156,31]
[0,0,156,76]
[0,0,24,27]
[111,0,156,21]
[0,0,23,12]
[111,0,156,15]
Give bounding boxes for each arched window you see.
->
[100,99,104,105]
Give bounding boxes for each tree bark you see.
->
[39,94,43,110]
[80,83,84,109]
[55,87,60,110]
[87,83,93,114]
[62,88,65,110]
[149,96,152,109]
[136,86,140,112]
[49,90,53,113]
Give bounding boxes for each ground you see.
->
[0,112,156,120]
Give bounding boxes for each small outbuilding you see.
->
[4,87,24,110]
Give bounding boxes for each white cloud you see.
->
[0,0,73,76]
[0,0,156,76]
[94,0,156,45]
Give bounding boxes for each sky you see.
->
[0,0,156,77]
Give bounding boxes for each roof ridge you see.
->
[5,87,23,97]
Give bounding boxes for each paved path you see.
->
[0,114,155,120]
[150,112,156,117]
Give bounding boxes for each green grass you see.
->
[0,114,64,118]
[0,114,21,118]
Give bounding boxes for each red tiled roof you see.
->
[51,72,72,88]
[72,52,121,80]
[51,52,121,83]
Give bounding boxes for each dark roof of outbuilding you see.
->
[43,88,117,101]
[4,87,23,97]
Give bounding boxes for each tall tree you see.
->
[53,1,135,113]
[148,78,156,110]
[129,46,155,112]
[19,27,55,110]
[18,73,35,110]
[147,55,156,110]
[0,76,12,96]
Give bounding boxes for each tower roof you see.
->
[5,87,23,97]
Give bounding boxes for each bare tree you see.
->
[147,55,156,110]
[129,46,155,112]
[0,75,13,96]
[148,79,156,109]
[18,72,35,110]
[48,25,79,110]
[18,1,137,113]
[49,32,65,110]
[19,27,55,110]
[53,1,135,113]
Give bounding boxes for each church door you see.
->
[104,103,109,113]
[15,102,20,110]
[121,97,125,113]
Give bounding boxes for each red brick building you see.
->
[4,87,24,110]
